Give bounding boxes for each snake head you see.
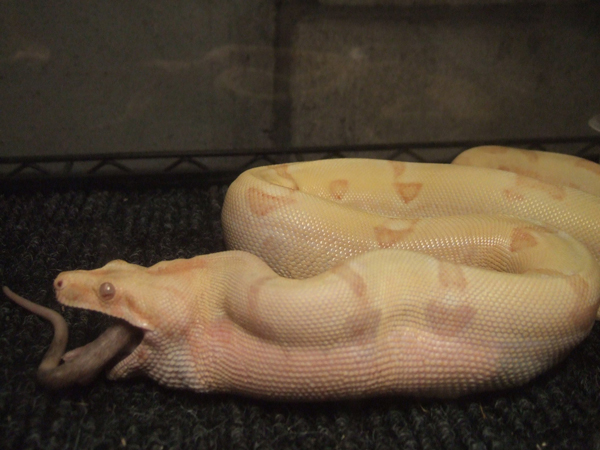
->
[55,259,159,331]
[55,256,220,329]
[53,255,219,388]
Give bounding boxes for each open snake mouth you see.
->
[3,286,143,389]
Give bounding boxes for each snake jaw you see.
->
[51,255,221,389]
[3,286,143,389]
[52,274,154,382]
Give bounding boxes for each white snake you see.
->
[5,146,600,399]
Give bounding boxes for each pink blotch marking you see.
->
[425,301,476,337]
[260,235,282,255]
[438,262,468,291]
[497,165,542,181]
[331,263,367,299]
[517,149,539,162]
[331,263,381,340]
[483,146,510,154]
[246,187,296,216]
[373,220,418,249]
[274,164,300,190]
[567,274,590,301]
[389,161,407,178]
[510,227,538,252]
[345,307,382,341]
[515,175,566,200]
[205,317,234,347]
[329,179,349,200]
[147,257,208,275]
[503,188,525,202]
[393,182,422,204]
[567,275,597,334]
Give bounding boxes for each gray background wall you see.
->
[0,0,599,158]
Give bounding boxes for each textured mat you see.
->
[1,182,599,450]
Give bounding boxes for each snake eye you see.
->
[99,282,116,300]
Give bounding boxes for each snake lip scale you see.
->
[4,146,600,400]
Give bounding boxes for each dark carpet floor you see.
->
[1,179,599,450]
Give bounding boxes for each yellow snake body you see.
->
[215,146,600,397]
[34,146,600,399]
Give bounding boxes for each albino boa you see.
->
[5,146,600,399]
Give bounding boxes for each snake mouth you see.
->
[56,319,144,388]
[3,286,143,389]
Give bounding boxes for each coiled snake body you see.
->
[5,146,600,399]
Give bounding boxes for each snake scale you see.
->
[4,146,600,399]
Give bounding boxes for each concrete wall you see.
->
[0,0,276,156]
[0,1,598,158]
[289,3,600,147]
[320,0,581,5]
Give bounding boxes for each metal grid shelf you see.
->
[2,136,600,190]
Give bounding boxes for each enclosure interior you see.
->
[1,1,600,449]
